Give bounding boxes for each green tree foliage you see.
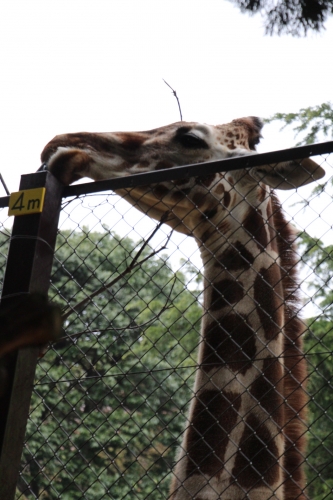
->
[231,0,333,35]
[17,229,202,499]
[299,233,333,499]
[268,102,333,145]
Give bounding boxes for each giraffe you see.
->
[41,117,325,500]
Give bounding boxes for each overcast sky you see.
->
[1,0,333,193]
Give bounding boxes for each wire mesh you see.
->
[0,218,11,290]
[5,151,333,499]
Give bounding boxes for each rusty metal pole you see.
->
[0,171,63,499]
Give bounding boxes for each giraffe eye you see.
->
[178,133,208,149]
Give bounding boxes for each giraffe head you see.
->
[41,117,325,237]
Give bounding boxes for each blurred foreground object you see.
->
[0,294,62,358]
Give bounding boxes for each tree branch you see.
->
[61,214,173,322]
[57,276,176,343]
[163,79,183,121]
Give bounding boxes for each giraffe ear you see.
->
[249,158,325,190]
[231,116,263,150]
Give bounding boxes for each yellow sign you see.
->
[8,188,46,216]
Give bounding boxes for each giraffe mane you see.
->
[271,193,308,493]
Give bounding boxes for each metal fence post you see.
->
[0,171,63,499]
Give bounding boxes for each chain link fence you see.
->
[0,147,332,499]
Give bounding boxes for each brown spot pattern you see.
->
[202,314,256,374]
[231,117,263,150]
[170,188,191,202]
[155,160,174,170]
[250,358,285,427]
[192,192,206,207]
[211,279,244,311]
[137,160,150,169]
[217,220,230,235]
[42,132,124,162]
[117,132,146,150]
[185,390,241,477]
[266,198,277,245]
[217,241,255,271]
[201,225,215,244]
[223,190,231,208]
[232,415,280,488]
[214,183,225,195]
[196,174,217,188]
[202,207,218,220]
[253,264,283,340]
[172,178,189,186]
[243,207,268,249]
[152,184,169,199]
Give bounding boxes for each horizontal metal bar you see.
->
[62,140,333,198]
[0,141,332,206]
[0,196,10,208]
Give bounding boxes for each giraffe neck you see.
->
[171,198,287,500]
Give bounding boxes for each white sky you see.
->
[1,0,333,193]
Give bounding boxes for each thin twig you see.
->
[163,79,183,121]
[0,173,10,195]
[61,214,173,322]
[56,276,177,343]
